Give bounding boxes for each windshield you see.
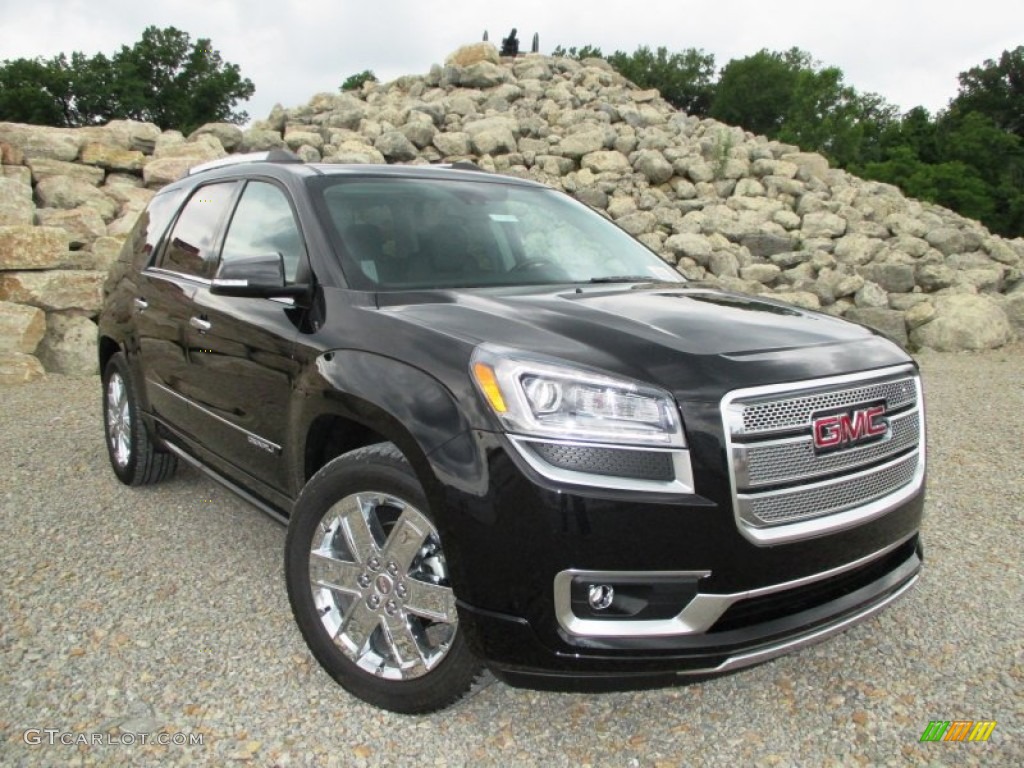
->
[309,176,685,290]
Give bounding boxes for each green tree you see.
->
[0,26,253,132]
[551,45,606,60]
[606,46,716,116]
[949,46,1024,138]
[340,70,377,91]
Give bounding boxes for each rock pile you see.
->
[1,43,1022,382]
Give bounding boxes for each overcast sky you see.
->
[1,0,1021,125]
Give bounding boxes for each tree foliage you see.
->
[0,26,254,133]
[340,70,377,91]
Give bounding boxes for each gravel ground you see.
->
[1,347,1021,767]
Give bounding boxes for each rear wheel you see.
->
[285,442,482,713]
[102,352,177,486]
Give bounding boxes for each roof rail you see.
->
[188,149,303,176]
[448,161,488,173]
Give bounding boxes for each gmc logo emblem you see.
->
[812,403,888,452]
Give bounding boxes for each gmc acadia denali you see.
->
[98,152,925,713]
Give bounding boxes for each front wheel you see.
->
[285,443,483,713]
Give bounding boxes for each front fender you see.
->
[295,350,489,499]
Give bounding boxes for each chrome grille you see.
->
[741,411,920,488]
[737,376,917,435]
[741,453,919,524]
[722,366,925,544]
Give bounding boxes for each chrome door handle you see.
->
[134,298,148,310]
[189,316,212,332]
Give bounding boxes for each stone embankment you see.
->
[2,42,1022,382]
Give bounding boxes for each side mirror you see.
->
[210,254,310,300]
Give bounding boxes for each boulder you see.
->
[0,352,45,384]
[189,123,244,152]
[0,270,105,311]
[558,128,607,159]
[79,142,146,172]
[0,177,34,225]
[844,307,909,348]
[0,226,69,270]
[581,150,631,174]
[445,43,500,68]
[36,313,98,374]
[0,300,46,353]
[142,157,199,187]
[26,158,105,186]
[633,150,674,184]
[374,131,419,162]
[909,294,1015,351]
[34,177,117,221]
[432,132,472,157]
[0,124,80,161]
[35,207,107,250]
[464,117,517,155]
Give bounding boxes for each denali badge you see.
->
[812,402,888,452]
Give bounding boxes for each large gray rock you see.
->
[0,226,69,270]
[910,294,1015,351]
[34,177,117,221]
[464,117,517,155]
[79,142,145,171]
[374,131,419,162]
[633,150,673,184]
[581,150,631,174]
[558,128,607,158]
[36,313,98,374]
[35,207,107,250]
[25,157,105,186]
[189,123,244,152]
[0,300,46,353]
[0,124,80,161]
[432,132,472,157]
[844,307,909,348]
[0,270,105,311]
[741,233,794,259]
[0,352,45,384]
[0,177,33,225]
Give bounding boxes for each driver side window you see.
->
[220,181,305,283]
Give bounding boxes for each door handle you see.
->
[189,316,212,332]
[134,298,148,311]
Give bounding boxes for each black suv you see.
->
[98,152,925,713]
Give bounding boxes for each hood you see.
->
[377,284,912,400]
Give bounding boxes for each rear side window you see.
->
[158,182,237,279]
[220,181,305,283]
[126,187,185,269]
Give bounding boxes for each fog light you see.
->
[587,584,614,610]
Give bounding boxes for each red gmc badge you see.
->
[812,402,889,453]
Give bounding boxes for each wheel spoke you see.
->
[380,611,426,672]
[402,579,456,623]
[309,551,363,596]
[338,495,380,564]
[338,597,380,654]
[380,508,431,572]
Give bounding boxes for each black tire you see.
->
[285,442,483,714]
[102,352,177,486]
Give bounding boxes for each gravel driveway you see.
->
[2,347,1021,767]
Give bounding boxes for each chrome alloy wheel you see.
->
[106,372,132,468]
[308,492,458,680]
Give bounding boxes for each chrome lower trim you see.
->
[509,436,695,494]
[148,379,282,455]
[554,532,916,638]
[678,572,919,676]
[161,442,288,526]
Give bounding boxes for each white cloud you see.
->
[1,0,1020,123]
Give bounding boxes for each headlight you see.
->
[470,346,685,447]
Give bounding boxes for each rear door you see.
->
[136,181,238,436]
